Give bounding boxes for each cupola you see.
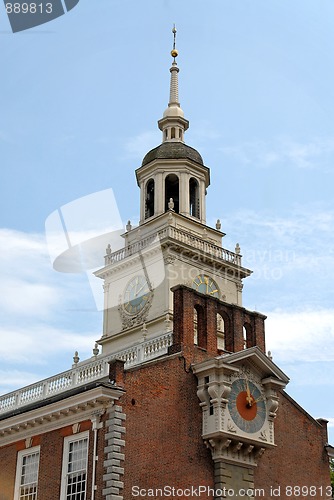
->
[136,26,210,226]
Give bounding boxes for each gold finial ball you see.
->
[171,49,178,58]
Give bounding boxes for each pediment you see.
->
[221,346,289,388]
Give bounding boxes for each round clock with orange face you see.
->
[228,377,267,434]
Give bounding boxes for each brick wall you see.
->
[0,420,109,500]
[112,353,330,499]
[0,289,330,499]
[171,285,266,358]
[0,360,330,500]
[0,442,16,500]
[255,391,330,499]
[120,354,214,498]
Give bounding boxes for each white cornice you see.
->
[0,385,124,447]
[136,158,210,186]
[222,346,290,385]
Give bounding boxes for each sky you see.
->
[0,0,334,445]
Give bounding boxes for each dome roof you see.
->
[141,142,204,167]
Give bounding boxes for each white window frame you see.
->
[14,445,40,500]
[60,430,89,500]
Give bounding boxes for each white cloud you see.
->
[328,418,334,428]
[0,278,59,317]
[220,136,334,170]
[0,229,98,384]
[217,207,334,293]
[123,130,158,160]
[0,324,95,364]
[214,207,334,367]
[217,206,334,248]
[0,370,43,397]
[1,207,333,403]
[0,229,61,316]
[0,228,103,313]
[265,309,334,363]
[191,120,222,141]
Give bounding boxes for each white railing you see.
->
[105,226,241,267]
[0,331,173,415]
[105,232,160,265]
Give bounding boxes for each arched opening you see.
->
[145,179,155,219]
[165,174,179,213]
[243,322,253,349]
[217,313,225,350]
[189,177,200,218]
[217,308,231,352]
[195,304,207,350]
[243,326,247,349]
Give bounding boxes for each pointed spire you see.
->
[158,25,189,143]
[169,25,180,106]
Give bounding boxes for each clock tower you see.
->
[0,28,331,500]
[95,28,251,357]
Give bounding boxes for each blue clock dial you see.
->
[192,274,220,298]
[229,378,266,434]
[123,275,151,315]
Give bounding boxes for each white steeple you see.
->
[158,25,189,143]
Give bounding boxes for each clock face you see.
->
[192,274,219,298]
[228,378,266,433]
[123,275,151,316]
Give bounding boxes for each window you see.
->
[14,446,40,500]
[217,313,225,350]
[243,326,247,349]
[165,174,179,213]
[189,177,200,218]
[195,304,207,350]
[61,432,89,500]
[145,179,155,218]
[243,323,253,349]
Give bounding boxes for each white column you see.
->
[156,173,165,215]
[139,180,145,223]
[179,172,189,216]
[200,180,206,224]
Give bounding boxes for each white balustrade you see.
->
[0,331,173,415]
[144,333,173,360]
[105,225,241,267]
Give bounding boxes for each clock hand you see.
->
[252,396,266,404]
[134,284,146,297]
[244,377,253,407]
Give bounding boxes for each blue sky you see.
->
[1,1,334,444]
